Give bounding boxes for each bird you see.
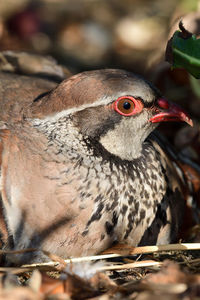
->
[0,67,196,264]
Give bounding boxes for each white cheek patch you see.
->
[99,111,154,160]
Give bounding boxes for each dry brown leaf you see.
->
[89,272,117,293]
[142,260,200,285]
[0,287,42,300]
[40,273,65,296]
[39,272,104,299]
[63,273,100,299]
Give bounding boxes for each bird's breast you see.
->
[1,132,175,261]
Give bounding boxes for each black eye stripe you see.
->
[144,101,155,108]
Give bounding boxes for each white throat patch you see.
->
[99,111,155,160]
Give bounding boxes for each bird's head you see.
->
[30,69,192,160]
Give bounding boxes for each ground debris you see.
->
[0,244,200,299]
[0,253,199,299]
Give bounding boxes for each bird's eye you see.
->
[117,99,134,114]
[114,96,143,116]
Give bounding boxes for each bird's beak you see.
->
[149,98,193,126]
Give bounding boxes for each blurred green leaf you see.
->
[189,74,200,98]
[170,30,200,79]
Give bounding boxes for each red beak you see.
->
[149,98,193,127]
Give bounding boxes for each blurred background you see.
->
[0,0,200,155]
[0,0,198,73]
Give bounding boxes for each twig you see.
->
[0,248,37,255]
[0,243,198,273]
[22,253,120,269]
[126,243,200,255]
[99,260,162,271]
[22,243,200,269]
[0,267,32,274]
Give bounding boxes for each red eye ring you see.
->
[113,96,143,116]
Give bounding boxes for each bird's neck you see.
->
[31,117,153,168]
[31,116,102,162]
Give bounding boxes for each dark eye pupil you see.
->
[123,102,131,110]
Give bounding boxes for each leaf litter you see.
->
[0,242,199,299]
